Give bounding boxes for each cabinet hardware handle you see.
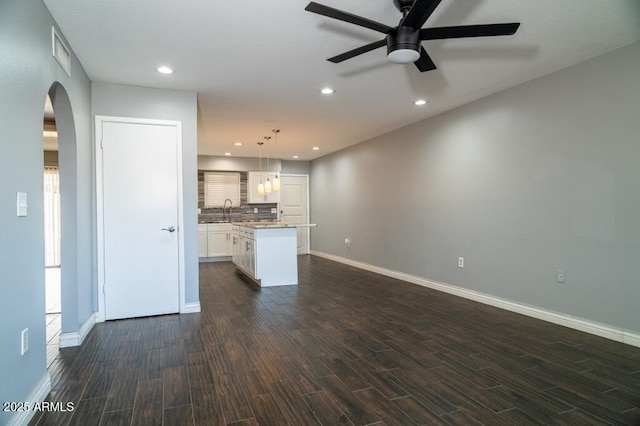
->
[161,226,175,233]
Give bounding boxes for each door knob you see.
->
[161,226,176,232]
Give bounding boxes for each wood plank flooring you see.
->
[31,256,640,425]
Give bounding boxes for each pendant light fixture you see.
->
[264,136,272,193]
[272,129,281,191]
[257,142,265,195]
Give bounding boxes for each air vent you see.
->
[51,27,71,77]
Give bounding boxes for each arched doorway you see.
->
[43,82,79,358]
[43,94,62,367]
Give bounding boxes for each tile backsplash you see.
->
[198,171,277,222]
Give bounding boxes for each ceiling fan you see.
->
[305,0,520,72]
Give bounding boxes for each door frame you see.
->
[280,174,310,254]
[94,115,186,322]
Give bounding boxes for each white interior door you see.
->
[280,175,309,254]
[101,120,180,320]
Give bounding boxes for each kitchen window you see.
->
[204,172,240,208]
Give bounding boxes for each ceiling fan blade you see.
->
[414,46,437,72]
[401,0,443,30]
[420,23,520,40]
[305,2,392,34]
[328,39,387,63]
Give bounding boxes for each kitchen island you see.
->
[232,222,298,287]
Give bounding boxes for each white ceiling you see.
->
[44,0,640,161]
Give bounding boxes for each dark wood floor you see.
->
[31,255,640,425]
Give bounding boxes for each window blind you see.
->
[204,172,240,208]
[44,167,61,267]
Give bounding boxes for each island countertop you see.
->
[232,221,295,229]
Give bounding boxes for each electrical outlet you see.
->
[270,208,277,214]
[557,269,565,283]
[458,257,464,268]
[344,238,351,248]
[21,328,29,355]
[253,208,258,214]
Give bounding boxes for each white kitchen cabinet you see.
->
[233,224,297,286]
[236,226,255,276]
[232,226,241,266]
[240,234,255,277]
[248,171,280,204]
[205,223,233,257]
[198,224,207,258]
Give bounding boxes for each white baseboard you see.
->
[182,301,201,314]
[8,373,51,426]
[59,312,96,348]
[311,250,640,348]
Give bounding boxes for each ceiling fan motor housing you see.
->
[393,0,416,13]
[387,26,421,63]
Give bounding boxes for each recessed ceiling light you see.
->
[293,155,299,159]
[224,152,231,156]
[321,87,334,95]
[312,147,320,151]
[157,66,173,74]
[234,141,242,146]
[414,99,427,106]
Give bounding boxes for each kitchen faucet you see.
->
[223,199,232,222]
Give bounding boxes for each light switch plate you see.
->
[17,192,28,217]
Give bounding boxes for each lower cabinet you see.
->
[232,226,256,278]
[199,223,233,258]
[232,226,241,265]
[232,225,297,286]
[198,225,207,257]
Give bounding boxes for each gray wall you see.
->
[282,160,310,176]
[311,42,640,334]
[0,0,94,422]
[92,82,200,304]
[198,155,281,173]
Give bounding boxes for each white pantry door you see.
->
[101,120,180,320]
[280,175,309,254]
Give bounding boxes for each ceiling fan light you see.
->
[387,48,420,64]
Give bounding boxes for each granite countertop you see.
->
[232,221,295,229]
[199,219,282,224]
[198,220,233,224]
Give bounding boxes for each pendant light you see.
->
[272,129,281,191]
[264,136,272,193]
[257,142,264,195]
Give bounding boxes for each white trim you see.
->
[183,302,201,314]
[59,312,96,348]
[95,116,186,320]
[281,174,311,254]
[8,373,51,426]
[310,250,640,348]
